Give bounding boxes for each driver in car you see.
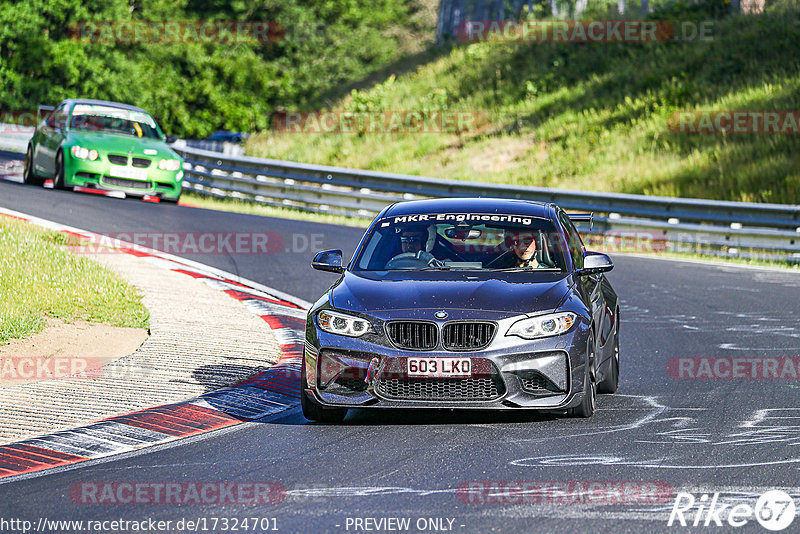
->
[485,229,547,269]
[385,226,442,268]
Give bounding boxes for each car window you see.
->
[53,110,68,130]
[558,211,585,270]
[46,103,68,130]
[45,111,57,129]
[69,104,161,139]
[352,214,566,272]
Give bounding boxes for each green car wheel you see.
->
[23,145,44,186]
[53,150,68,190]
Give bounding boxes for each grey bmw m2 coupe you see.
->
[303,198,619,422]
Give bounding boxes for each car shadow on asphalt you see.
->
[190,364,272,392]
[342,409,563,426]
[268,408,564,427]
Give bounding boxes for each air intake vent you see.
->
[102,177,152,189]
[108,154,128,165]
[376,377,503,400]
[131,157,151,168]
[442,322,496,351]
[516,371,563,394]
[386,322,437,350]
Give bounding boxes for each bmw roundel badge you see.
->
[434,311,448,319]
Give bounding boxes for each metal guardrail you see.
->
[1,127,796,262]
[172,139,244,157]
[172,144,800,262]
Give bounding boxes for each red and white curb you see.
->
[0,207,310,480]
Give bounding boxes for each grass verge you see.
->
[247,3,800,204]
[0,218,149,344]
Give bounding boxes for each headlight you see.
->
[158,159,181,171]
[506,312,576,340]
[70,145,98,160]
[317,310,372,337]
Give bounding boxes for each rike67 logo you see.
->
[668,490,796,531]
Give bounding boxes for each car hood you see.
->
[66,131,179,159]
[329,271,572,315]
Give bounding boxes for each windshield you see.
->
[69,104,161,139]
[353,213,567,272]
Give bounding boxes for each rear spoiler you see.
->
[569,213,594,230]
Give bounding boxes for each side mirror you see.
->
[165,134,177,144]
[312,249,344,274]
[578,252,613,275]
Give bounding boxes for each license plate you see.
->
[407,357,472,378]
[109,166,148,180]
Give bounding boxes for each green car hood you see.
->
[66,131,180,159]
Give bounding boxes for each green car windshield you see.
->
[69,104,161,139]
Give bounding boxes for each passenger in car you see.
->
[484,229,553,269]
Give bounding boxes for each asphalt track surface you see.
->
[2,164,800,533]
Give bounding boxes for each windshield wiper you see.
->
[416,265,452,271]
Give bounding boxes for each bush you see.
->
[0,0,433,137]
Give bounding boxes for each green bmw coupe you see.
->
[23,99,184,202]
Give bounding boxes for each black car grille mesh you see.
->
[102,177,152,189]
[517,372,563,394]
[131,157,151,168]
[108,154,128,165]
[442,322,496,351]
[386,322,437,350]
[376,377,503,401]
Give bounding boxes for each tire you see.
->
[300,356,348,423]
[597,313,620,394]
[23,145,44,186]
[569,332,596,418]
[53,150,68,190]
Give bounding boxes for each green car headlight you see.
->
[158,159,181,171]
[70,146,98,161]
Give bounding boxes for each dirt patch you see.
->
[0,318,148,387]
[467,137,533,174]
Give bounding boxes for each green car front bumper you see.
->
[64,153,183,201]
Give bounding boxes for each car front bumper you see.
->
[304,314,592,411]
[64,155,182,199]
